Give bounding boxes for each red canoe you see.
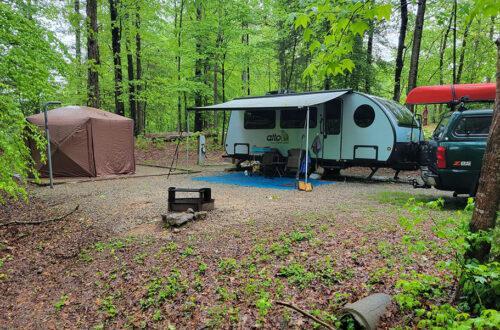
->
[406,83,496,105]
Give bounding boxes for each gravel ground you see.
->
[30,166,450,235]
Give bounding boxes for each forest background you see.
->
[0,0,498,197]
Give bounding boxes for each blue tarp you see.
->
[192,172,335,190]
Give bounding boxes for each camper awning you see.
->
[189,90,350,111]
[406,83,495,105]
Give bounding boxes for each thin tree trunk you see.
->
[466,38,500,262]
[286,32,298,91]
[439,12,453,85]
[365,0,375,93]
[241,24,250,95]
[194,1,203,132]
[135,6,144,134]
[175,0,184,132]
[452,0,457,84]
[125,19,136,134]
[86,0,100,108]
[109,0,125,116]
[407,0,426,96]
[393,0,407,101]
[221,52,226,145]
[456,18,473,84]
[74,0,81,64]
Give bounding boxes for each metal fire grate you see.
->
[168,187,214,212]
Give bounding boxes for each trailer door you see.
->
[322,99,342,161]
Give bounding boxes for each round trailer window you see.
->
[354,104,375,128]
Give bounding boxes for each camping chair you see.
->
[285,149,302,175]
[261,151,286,177]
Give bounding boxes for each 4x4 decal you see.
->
[453,160,471,167]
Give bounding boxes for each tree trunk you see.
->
[365,0,375,93]
[466,39,500,262]
[452,0,457,84]
[393,0,407,101]
[109,0,125,116]
[439,12,453,85]
[175,0,184,132]
[86,0,100,108]
[407,0,426,97]
[74,0,81,64]
[125,24,136,134]
[221,52,226,145]
[135,6,144,134]
[241,24,250,96]
[456,18,473,84]
[286,32,298,91]
[194,1,203,132]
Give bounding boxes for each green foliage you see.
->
[278,262,316,288]
[100,295,118,318]
[394,196,499,327]
[54,294,69,312]
[0,2,69,201]
[255,291,272,318]
[298,0,391,79]
[140,269,186,310]
[218,258,238,274]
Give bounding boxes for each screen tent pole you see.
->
[43,101,61,189]
[305,106,310,184]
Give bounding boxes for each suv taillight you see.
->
[436,146,446,169]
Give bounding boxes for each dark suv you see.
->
[419,109,493,196]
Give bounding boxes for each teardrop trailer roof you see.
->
[405,83,495,105]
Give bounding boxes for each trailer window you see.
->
[375,97,417,127]
[280,108,317,129]
[453,116,491,136]
[354,105,375,128]
[244,110,276,129]
[325,99,341,134]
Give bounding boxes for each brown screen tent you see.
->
[27,106,135,177]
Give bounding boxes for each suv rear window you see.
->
[433,114,452,139]
[244,110,275,129]
[453,116,492,136]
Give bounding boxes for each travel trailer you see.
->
[192,90,423,174]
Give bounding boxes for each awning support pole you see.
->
[43,101,61,189]
[305,106,310,184]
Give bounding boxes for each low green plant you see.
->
[133,253,147,265]
[278,262,316,288]
[288,230,313,243]
[54,294,69,311]
[152,309,162,321]
[180,246,194,258]
[315,256,342,285]
[270,241,291,257]
[197,262,208,275]
[140,269,186,309]
[255,291,272,317]
[100,295,118,318]
[218,258,238,274]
